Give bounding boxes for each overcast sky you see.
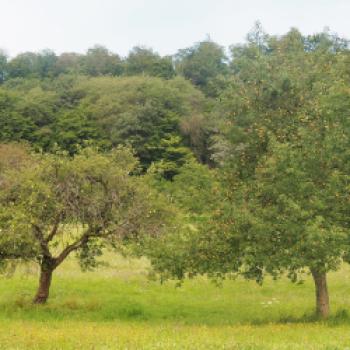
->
[1,0,349,57]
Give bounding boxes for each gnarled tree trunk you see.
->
[33,257,56,304]
[311,269,329,319]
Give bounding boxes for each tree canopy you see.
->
[0,147,173,303]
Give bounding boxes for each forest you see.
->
[1,24,350,349]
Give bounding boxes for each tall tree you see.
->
[125,47,175,79]
[6,50,57,79]
[150,28,350,319]
[175,39,228,96]
[53,52,83,76]
[208,28,350,318]
[82,45,123,76]
[7,52,39,79]
[243,121,350,318]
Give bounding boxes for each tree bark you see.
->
[311,269,330,319]
[32,229,92,304]
[33,258,55,304]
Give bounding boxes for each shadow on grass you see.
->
[250,309,350,326]
[0,296,151,322]
[1,295,350,327]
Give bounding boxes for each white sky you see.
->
[1,0,349,57]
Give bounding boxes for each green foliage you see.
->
[243,84,350,278]
[71,76,204,168]
[175,39,228,96]
[54,108,104,154]
[0,146,173,301]
[0,75,205,168]
[0,51,7,84]
[53,53,82,76]
[81,45,123,76]
[145,159,224,281]
[153,158,221,214]
[147,135,194,180]
[0,144,36,262]
[125,47,175,79]
[6,50,57,79]
[214,27,347,177]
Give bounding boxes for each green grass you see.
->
[1,255,350,349]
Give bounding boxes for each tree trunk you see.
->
[311,269,330,319]
[33,258,55,304]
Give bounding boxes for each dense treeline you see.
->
[0,36,229,173]
[0,24,350,317]
[0,75,206,174]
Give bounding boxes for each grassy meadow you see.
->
[1,255,350,349]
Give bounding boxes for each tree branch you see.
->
[45,214,61,243]
[32,224,52,258]
[53,227,100,267]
